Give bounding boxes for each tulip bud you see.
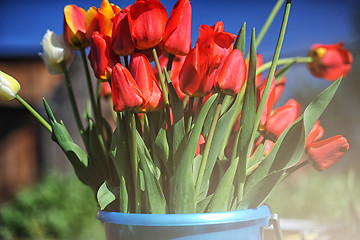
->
[162,0,192,56]
[260,99,301,141]
[129,53,165,112]
[88,31,119,81]
[306,135,349,171]
[111,63,144,112]
[63,5,89,49]
[212,49,247,95]
[39,30,74,75]
[307,42,353,81]
[128,0,167,50]
[85,0,120,39]
[179,43,213,97]
[0,70,21,101]
[112,6,136,56]
[257,77,275,127]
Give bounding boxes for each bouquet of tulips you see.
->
[0,0,352,214]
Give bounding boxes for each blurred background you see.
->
[0,0,359,239]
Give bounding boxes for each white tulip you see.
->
[0,70,21,101]
[39,30,74,74]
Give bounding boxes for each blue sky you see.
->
[0,0,358,58]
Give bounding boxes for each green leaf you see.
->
[303,77,342,136]
[199,96,237,191]
[170,94,217,213]
[207,157,239,212]
[43,99,90,187]
[153,122,169,173]
[238,170,284,210]
[234,22,246,54]
[243,77,343,206]
[119,176,129,213]
[137,132,166,214]
[165,69,187,169]
[196,194,213,213]
[97,181,117,210]
[244,117,303,193]
[236,29,258,188]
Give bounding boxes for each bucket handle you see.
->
[269,214,284,240]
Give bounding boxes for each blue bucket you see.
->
[97,205,271,240]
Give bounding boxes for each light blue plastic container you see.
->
[96,205,271,240]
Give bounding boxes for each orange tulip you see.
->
[88,32,119,81]
[128,0,167,50]
[129,53,165,112]
[112,6,136,56]
[306,135,349,171]
[260,99,301,141]
[111,63,144,112]
[212,49,247,95]
[307,42,353,81]
[85,0,120,39]
[64,5,88,49]
[162,0,192,56]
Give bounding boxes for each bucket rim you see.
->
[96,205,271,226]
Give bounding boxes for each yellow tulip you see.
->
[0,70,21,101]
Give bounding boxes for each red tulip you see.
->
[274,76,286,103]
[197,22,236,64]
[129,53,165,112]
[305,120,324,147]
[88,32,119,81]
[162,0,192,56]
[64,5,89,49]
[257,77,276,128]
[261,99,301,141]
[111,63,144,112]
[179,43,213,97]
[255,54,264,86]
[128,0,167,50]
[112,6,136,56]
[101,81,112,97]
[306,135,349,171]
[212,49,247,95]
[307,42,353,81]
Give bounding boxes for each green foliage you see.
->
[0,173,103,240]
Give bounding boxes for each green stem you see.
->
[246,0,285,61]
[15,95,52,133]
[253,0,292,143]
[61,61,85,137]
[130,112,141,213]
[256,0,285,48]
[195,94,224,195]
[79,48,106,154]
[257,56,313,75]
[80,48,98,119]
[186,97,194,134]
[152,48,169,106]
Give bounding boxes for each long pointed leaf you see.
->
[171,94,218,213]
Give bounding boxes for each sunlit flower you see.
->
[0,70,21,101]
[40,30,74,74]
